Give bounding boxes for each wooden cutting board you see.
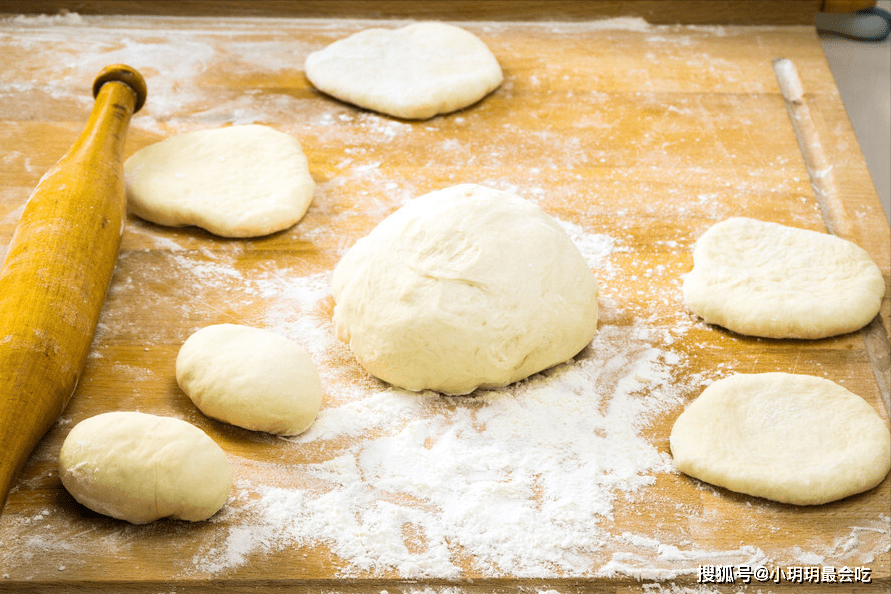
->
[0,11,888,594]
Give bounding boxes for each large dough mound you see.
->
[58,412,232,524]
[304,22,503,119]
[331,184,599,395]
[683,217,884,338]
[176,324,323,436]
[124,125,315,238]
[670,373,891,505]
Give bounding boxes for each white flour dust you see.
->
[192,329,691,578]
[170,224,707,579]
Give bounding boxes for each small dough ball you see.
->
[124,125,315,238]
[176,324,323,436]
[331,184,599,395]
[683,217,884,338]
[670,373,891,505]
[305,22,503,119]
[58,412,232,524]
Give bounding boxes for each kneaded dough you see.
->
[670,373,891,505]
[176,324,323,436]
[331,184,599,395]
[304,22,503,119]
[124,125,315,238]
[683,217,884,338]
[58,412,232,523]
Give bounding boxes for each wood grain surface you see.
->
[0,10,888,594]
[0,1,826,25]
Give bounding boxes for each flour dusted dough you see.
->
[124,125,315,238]
[683,217,884,338]
[304,22,503,119]
[176,324,323,436]
[331,184,599,395]
[58,412,232,523]
[670,373,891,505]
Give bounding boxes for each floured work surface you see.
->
[0,12,889,593]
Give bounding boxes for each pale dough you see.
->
[58,412,232,523]
[331,184,599,395]
[304,22,503,119]
[176,324,323,436]
[124,125,315,238]
[670,373,891,505]
[683,217,884,338]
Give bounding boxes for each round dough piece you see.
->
[670,373,891,505]
[331,184,599,395]
[124,125,315,238]
[176,324,323,436]
[58,412,232,524]
[304,22,503,119]
[683,217,884,339]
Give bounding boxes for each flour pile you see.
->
[194,326,688,577]
[183,226,702,578]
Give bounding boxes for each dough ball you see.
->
[176,324,323,436]
[670,373,891,505]
[58,412,232,524]
[305,22,503,119]
[331,184,599,395]
[683,217,884,338]
[124,125,315,238]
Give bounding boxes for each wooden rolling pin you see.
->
[0,65,147,515]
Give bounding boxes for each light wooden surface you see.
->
[0,0,826,24]
[823,0,879,13]
[0,11,888,594]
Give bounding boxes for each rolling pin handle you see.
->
[92,64,148,113]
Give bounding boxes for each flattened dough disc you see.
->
[670,373,891,505]
[683,217,884,338]
[125,125,315,238]
[305,22,503,119]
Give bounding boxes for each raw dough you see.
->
[670,373,891,505]
[176,324,323,436]
[683,217,884,338]
[124,125,315,238]
[331,184,599,395]
[304,22,503,119]
[58,412,232,523]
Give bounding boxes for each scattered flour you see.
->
[0,11,887,588]
[8,12,85,26]
[133,222,713,579]
[189,318,694,578]
[80,216,730,580]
